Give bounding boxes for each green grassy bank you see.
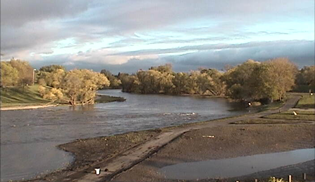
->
[0,85,50,108]
[295,93,315,108]
[264,111,315,120]
[0,85,126,108]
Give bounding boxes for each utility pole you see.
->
[33,69,36,85]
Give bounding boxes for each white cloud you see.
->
[1,0,313,72]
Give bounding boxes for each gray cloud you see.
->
[166,40,315,69]
[2,0,312,46]
[72,0,311,34]
[1,0,314,72]
[29,40,314,74]
[1,0,89,27]
[109,40,313,56]
[1,24,60,54]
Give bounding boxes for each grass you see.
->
[257,93,294,112]
[259,93,314,121]
[264,111,315,120]
[0,85,126,108]
[0,85,51,108]
[95,94,126,103]
[295,93,315,108]
[258,101,285,112]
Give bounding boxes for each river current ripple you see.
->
[0,90,247,181]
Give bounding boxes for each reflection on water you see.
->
[1,90,247,181]
[1,142,73,181]
[159,148,315,180]
[68,104,96,112]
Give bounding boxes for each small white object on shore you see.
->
[292,111,297,116]
[202,135,215,138]
[95,168,101,175]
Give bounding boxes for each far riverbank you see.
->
[0,93,125,111]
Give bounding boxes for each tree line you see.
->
[1,58,314,105]
[1,60,110,105]
[37,65,110,105]
[1,59,34,87]
[119,58,314,103]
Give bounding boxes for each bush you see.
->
[38,85,46,96]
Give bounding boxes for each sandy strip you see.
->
[1,104,57,111]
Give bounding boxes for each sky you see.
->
[1,0,314,73]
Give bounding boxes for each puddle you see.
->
[159,148,315,180]
[1,142,73,182]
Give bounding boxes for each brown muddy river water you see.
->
[0,90,248,181]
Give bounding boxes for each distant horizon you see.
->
[1,0,314,74]
[1,56,313,75]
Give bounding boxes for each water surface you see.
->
[159,148,315,180]
[1,90,247,181]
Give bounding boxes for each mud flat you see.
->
[18,95,315,182]
[19,123,315,182]
[22,129,161,182]
[111,124,315,182]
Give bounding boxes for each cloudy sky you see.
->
[1,0,314,73]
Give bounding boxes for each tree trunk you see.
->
[70,97,76,106]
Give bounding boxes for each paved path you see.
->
[64,95,301,182]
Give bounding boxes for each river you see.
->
[0,90,248,181]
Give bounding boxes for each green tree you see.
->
[39,65,65,72]
[38,69,66,88]
[0,61,19,87]
[61,69,110,105]
[264,58,297,100]
[296,66,315,92]
[223,58,297,101]
[247,63,274,101]
[223,60,267,101]
[159,71,175,94]
[304,66,315,91]
[9,59,34,86]
[136,70,161,94]
[120,74,141,93]
[43,88,64,102]
[186,71,199,94]
[172,72,190,94]
[100,69,122,89]
[199,69,226,96]
[150,64,173,73]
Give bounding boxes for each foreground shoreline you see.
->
[112,124,315,182]
[18,94,315,182]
